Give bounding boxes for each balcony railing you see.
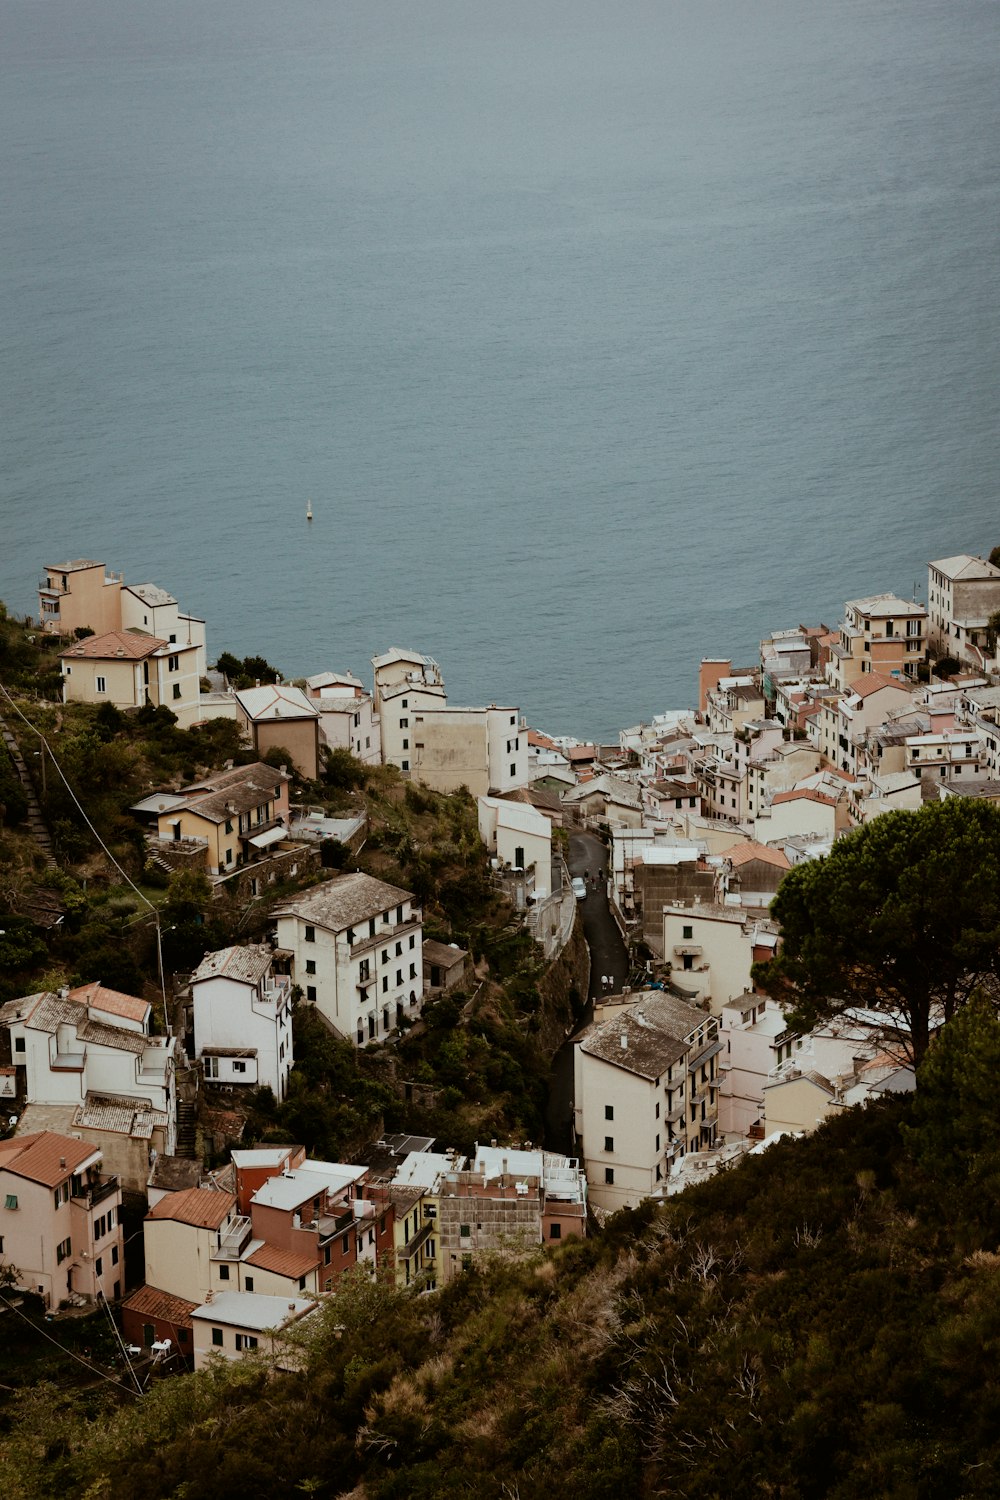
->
[72,1175,119,1208]
[213,1215,252,1259]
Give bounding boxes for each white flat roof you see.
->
[191,1292,315,1330]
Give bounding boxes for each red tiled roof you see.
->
[0,1131,101,1186]
[121,1284,198,1325]
[724,841,791,870]
[68,982,149,1023]
[59,629,167,661]
[146,1187,235,1230]
[847,673,914,700]
[771,788,837,808]
[246,1242,321,1279]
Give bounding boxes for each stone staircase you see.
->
[0,714,57,869]
[175,1099,198,1160]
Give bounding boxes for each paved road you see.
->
[544,830,629,1154]
[568,830,629,1000]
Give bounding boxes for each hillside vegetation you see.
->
[2,1050,999,1499]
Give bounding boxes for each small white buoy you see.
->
[306,500,313,521]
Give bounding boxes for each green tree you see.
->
[752,799,1000,1065]
[989,544,1000,569]
[903,992,1000,1180]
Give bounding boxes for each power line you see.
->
[0,1291,142,1397]
[0,682,168,1007]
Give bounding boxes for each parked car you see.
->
[571,876,587,900]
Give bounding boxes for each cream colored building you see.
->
[142,1187,243,1306]
[59,629,202,727]
[274,873,423,1045]
[141,761,290,877]
[305,674,382,766]
[190,1291,316,1370]
[825,594,926,690]
[39,559,207,671]
[927,554,1000,664]
[574,991,720,1212]
[371,649,447,771]
[662,904,779,1016]
[410,705,528,796]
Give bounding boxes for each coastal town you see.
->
[2,546,1000,1378]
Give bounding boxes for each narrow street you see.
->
[543,829,629,1155]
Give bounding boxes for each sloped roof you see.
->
[770,788,837,809]
[245,1242,321,1279]
[121,1284,198,1325]
[234,684,319,722]
[846,674,914,701]
[274,872,413,931]
[0,1131,101,1186]
[67,982,149,1024]
[578,992,708,1079]
[146,1187,235,1229]
[190,945,273,987]
[930,554,1000,581]
[724,841,791,870]
[60,629,167,661]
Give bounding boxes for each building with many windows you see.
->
[574,991,720,1213]
[273,874,423,1045]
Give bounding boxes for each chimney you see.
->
[59,1157,66,1168]
[620,1032,628,1050]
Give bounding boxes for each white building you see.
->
[305,672,382,765]
[120,582,208,678]
[273,874,423,1046]
[927,554,1000,665]
[371,649,447,772]
[574,991,720,1213]
[190,1291,316,1370]
[478,794,553,898]
[190,946,294,1101]
[0,988,176,1157]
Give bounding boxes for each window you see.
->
[510,763,516,777]
[409,963,417,979]
[204,1055,219,1079]
[409,935,415,949]
[460,1224,471,1238]
[306,985,317,1002]
[550,1223,562,1240]
[95,1256,103,1276]
[605,1105,614,1120]
[382,976,388,993]
[4,1194,18,1210]
[244,1275,254,1292]
[682,924,693,940]
[395,941,402,956]
[359,958,370,981]
[168,654,179,671]
[401,760,409,771]
[305,959,316,976]
[604,1136,614,1152]
[56,1237,72,1264]
[397,904,404,923]
[172,684,182,700]
[304,925,315,943]
[400,717,409,728]
[112,1245,119,1266]
[233,1061,246,1074]
[402,738,409,750]
[604,1168,614,1185]
[219,1264,230,1281]
[95,675,107,694]
[212,1328,224,1347]
[396,969,402,986]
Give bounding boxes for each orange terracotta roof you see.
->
[67,982,150,1023]
[59,629,168,661]
[771,788,837,808]
[147,1187,236,1230]
[0,1131,101,1186]
[847,673,913,700]
[724,841,791,870]
[527,729,559,750]
[246,1242,322,1279]
[121,1284,198,1325]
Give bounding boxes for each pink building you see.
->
[0,1131,124,1308]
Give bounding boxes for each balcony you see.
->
[213,1215,252,1259]
[72,1175,119,1208]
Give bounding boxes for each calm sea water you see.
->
[2,0,998,739]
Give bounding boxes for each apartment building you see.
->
[59,629,202,728]
[273,873,423,1045]
[411,705,529,796]
[927,554,1000,664]
[190,945,294,1101]
[38,559,207,674]
[371,649,447,771]
[574,991,720,1212]
[234,684,322,780]
[0,1130,124,1308]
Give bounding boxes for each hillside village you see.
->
[1,546,1000,1386]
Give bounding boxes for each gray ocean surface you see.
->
[2,0,998,740]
